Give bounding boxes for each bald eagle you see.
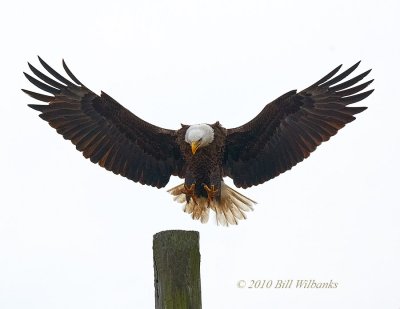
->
[23,57,373,225]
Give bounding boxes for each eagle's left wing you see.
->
[23,57,184,188]
[223,62,373,188]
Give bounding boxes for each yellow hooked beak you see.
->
[191,141,201,155]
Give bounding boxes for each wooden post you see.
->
[153,230,202,309]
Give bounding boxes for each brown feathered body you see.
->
[23,57,374,225]
[169,123,255,225]
[177,123,226,199]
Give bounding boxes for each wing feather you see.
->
[224,62,373,188]
[24,57,184,188]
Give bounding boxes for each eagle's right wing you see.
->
[23,57,184,188]
[223,62,374,188]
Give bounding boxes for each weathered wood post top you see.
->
[153,230,202,309]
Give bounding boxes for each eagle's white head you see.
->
[185,124,214,154]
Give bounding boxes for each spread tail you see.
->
[167,182,256,226]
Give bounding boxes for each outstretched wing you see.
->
[23,57,184,188]
[223,61,373,188]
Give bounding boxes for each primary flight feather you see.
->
[23,57,373,225]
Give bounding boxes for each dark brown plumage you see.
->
[224,62,373,188]
[24,57,373,225]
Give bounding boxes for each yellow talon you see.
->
[203,184,218,206]
[181,183,198,205]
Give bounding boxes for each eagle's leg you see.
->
[203,184,218,206]
[181,183,198,205]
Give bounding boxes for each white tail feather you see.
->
[167,182,256,226]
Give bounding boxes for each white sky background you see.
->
[1,0,399,308]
